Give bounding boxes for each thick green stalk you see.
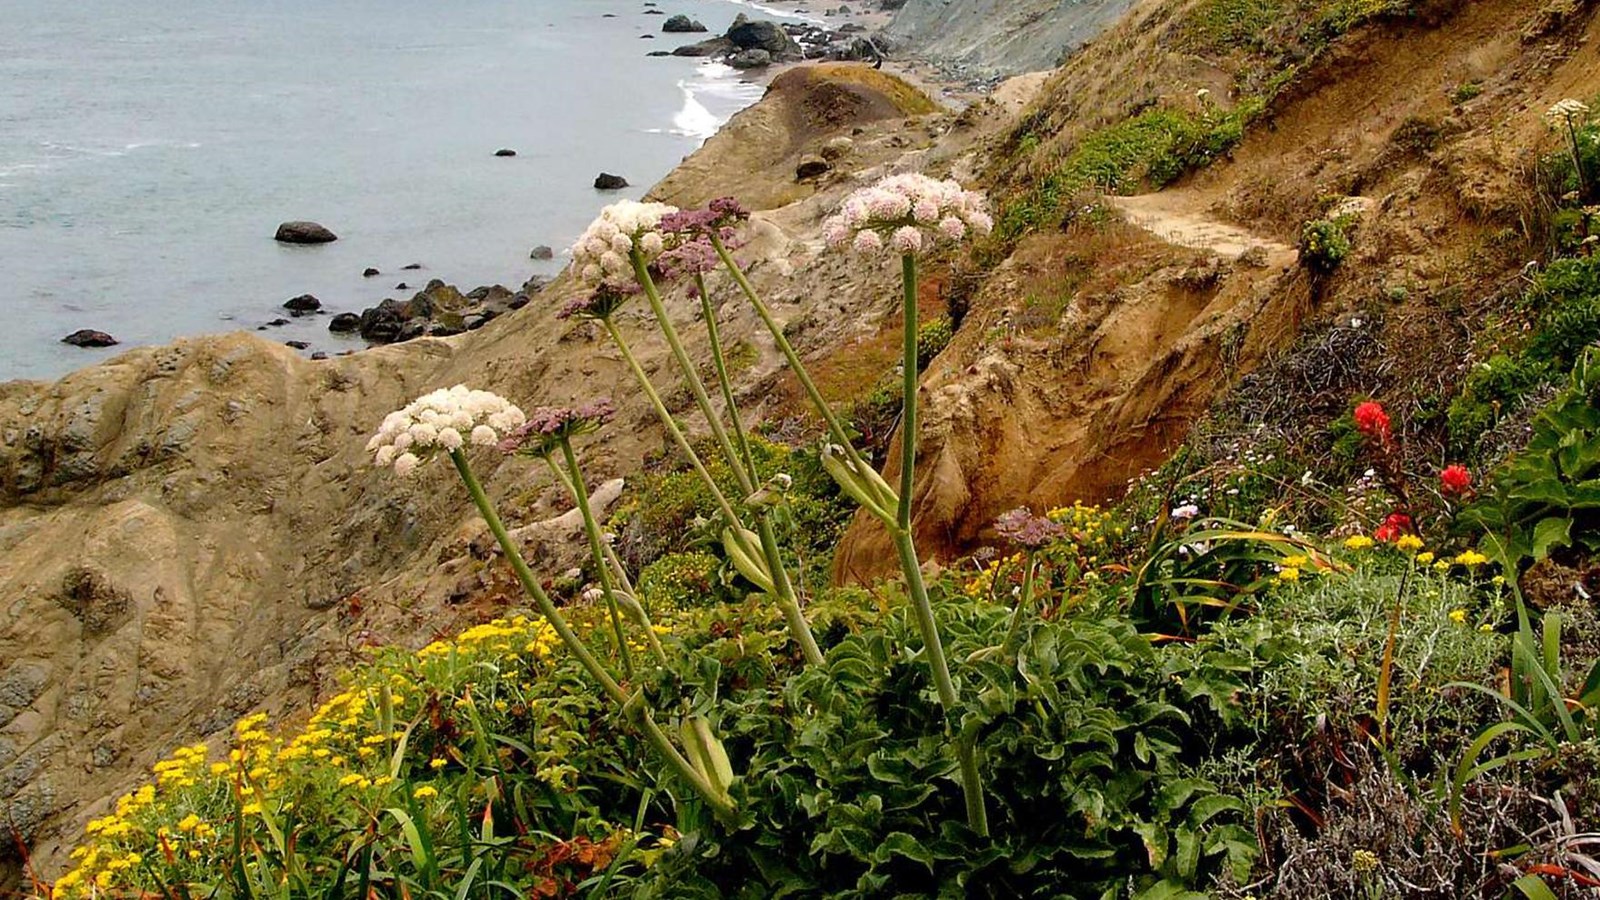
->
[895,252,989,837]
[632,251,753,497]
[546,457,639,597]
[558,439,666,667]
[449,449,734,820]
[600,317,756,561]
[695,272,758,482]
[617,265,823,666]
[999,554,1038,660]
[708,233,896,513]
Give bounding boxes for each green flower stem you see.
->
[622,259,823,667]
[898,253,919,534]
[449,449,734,821]
[546,457,639,598]
[559,438,666,668]
[695,272,758,482]
[452,448,626,702]
[632,251,754,497]
[600,317,755,561]
[999,553,1038,660]
[1374,562,1413,745]
[707,233,896,513]
[896,251,989,837]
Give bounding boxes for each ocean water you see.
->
[0,0,790,382]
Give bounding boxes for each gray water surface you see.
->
[0,0,773,381]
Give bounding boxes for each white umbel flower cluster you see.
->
[570,200,678,286]
[822,173,993,256]
[1546,98,1592,128]
[366,385,526,476]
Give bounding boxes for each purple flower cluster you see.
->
[499,399,617,456]
[993,507,1064,550]
[558,284,640,321]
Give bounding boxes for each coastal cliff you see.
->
[7,0,1600,890]
[884,0,1139,77]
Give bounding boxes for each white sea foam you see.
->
[671,81,721,138]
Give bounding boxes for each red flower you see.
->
[1353,401,1392,443]
[1440,464,1472,496]
[1373,512,1413,543]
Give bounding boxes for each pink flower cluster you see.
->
[822,174,993,256]
[500,399,617,457]
[993,507,1065,550]
[367,386,527,476]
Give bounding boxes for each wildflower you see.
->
[498,399,616,458]
[1281,555,1308,568]
[1479,622,1494,633]
[1352,849,1379,873]
[1546,98,1591,128]
[241,802,262,815]
[1449,608,1467,624]
[338,773,364,788]
[429,758,447,770]
[1416,552,1435,565]
[1440,464,1472,496]
[1454,549,1490,567]
[177,814,202,833]
[1395,534,1424,552]
[1344,535,1375,551]
[1171,503,1200,520]
[367,386,526,475]
[993,507,1065,549]
[1277,567,1301,582]
[1353,401,1392,444]
[413,785,438,800]
[822,173,992,256]
[570,200,678,287]
[1373,512,1413,543]
[1434,560,1451,573]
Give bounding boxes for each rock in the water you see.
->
[594,172,630,190]
[401,262,423,270]
[662,13,707,32]
[726,14,801,57]
[494,148,518,157]
[282,294,322,313]
[395,282,409,290]
[673,36,735,56]
[647,50,672,56]
[795,154,832,179]
[639,33,655,38]
[267,318,290,327]
[730,48,772,68]
[284,340,310,350]
[61,329,118,348]
[310,351,328,360]
[328,313,361,333]
[362,267,380,277]
[274,221,338,244]
[529,245,555,260]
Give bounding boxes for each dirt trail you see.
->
[1107,193,1297,266]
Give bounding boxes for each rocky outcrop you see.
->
[662,14,706,32]
[726,14,802,58]
[350,279,538,345]
[273,221,338,244]
[594,172,630,190]
[883,0,1136,77]
[60,330,118,348]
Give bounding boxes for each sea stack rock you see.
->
[283,294,322,314]
[494,148,518,157]
[730,48,772,69]
[725,14,801,58]
[662,14,707,32]
[362,267,380,277]
[594,172,630,190]
[530,245,555,260]
[274,221,338,244]
[61,329,118,348]
[328,313,361,333]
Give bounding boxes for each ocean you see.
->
[0,0,788,382]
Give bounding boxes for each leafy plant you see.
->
[1297,217,1352,275]
[1460,347,1600,571]
[1130,516,1331,631]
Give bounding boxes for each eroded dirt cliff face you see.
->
[0,66,952,880]
[883,0,1140,78]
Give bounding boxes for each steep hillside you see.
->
[836,0,1600,575]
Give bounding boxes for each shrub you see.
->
[637,551,730,610]
[1297,217,1352,274]
[642,596,1259,898]
[915,316,953,371]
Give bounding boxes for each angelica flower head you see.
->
[822,173,992,256]
[499,399,617,457]
[570,200,679,287]
[366,386,526,476]
[993,506,1064,550]
[1546,98,1591,128]
[559,282,640,321]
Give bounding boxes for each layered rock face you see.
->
[883,0,1138,76]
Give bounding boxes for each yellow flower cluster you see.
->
[53,614,575,897]
[963,552,1024,599]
